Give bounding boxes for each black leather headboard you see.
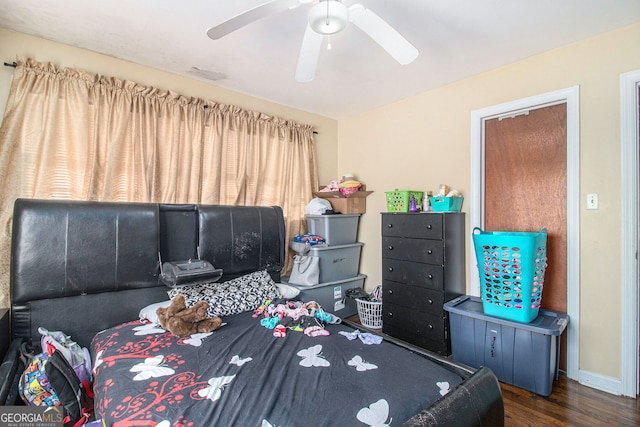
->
[159,204,199,262]
[198,205,285,281]
[9,199,285,348]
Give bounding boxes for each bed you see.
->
[0,198,503,426]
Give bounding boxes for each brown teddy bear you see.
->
[156,294,222,337]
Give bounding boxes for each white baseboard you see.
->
[578,369,624,396]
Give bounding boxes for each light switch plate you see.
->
[586,193,599,209]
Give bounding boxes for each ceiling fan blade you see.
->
[295,23,323,82]
[207,0,302,40]
[348,4,419,65]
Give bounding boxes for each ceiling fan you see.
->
[206,0,419,82]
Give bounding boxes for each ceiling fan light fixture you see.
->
[308,0,349,35]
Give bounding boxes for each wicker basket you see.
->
[356,299,383,329]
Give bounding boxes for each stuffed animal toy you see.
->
[156,294,222,337]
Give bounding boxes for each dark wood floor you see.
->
[345,315,639,426]
[501,374,640,427]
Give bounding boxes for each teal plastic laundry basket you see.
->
[473,227,548,323]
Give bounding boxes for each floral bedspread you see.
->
[91,310,463,427]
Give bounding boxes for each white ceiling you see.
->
[2,0,640,119]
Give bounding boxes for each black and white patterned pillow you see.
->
[167,270,279,318]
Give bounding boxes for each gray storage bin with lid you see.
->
[289,274,366,317]
[306,214,361,246]
[309,242,363,283]
[444,295,568,396]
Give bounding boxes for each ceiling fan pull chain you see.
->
[326,0,330,27]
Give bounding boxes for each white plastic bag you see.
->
[305,198,332,215]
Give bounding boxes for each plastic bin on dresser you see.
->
[308,243,363,283]
[289,275,366,318]
[306,214,361,246]
[444,295,568,396]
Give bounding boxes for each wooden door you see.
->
[484,103,567,314]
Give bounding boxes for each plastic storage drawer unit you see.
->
[290,275,366,318]
[306,214,361,246]
[309,243,363,283]
[444,295,568,396]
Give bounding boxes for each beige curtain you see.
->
[0,58,318,308]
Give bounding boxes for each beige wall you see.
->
[0,28,339,185]
[339,22,640,381]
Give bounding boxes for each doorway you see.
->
[621,69,640,397]
[470,86,580,380]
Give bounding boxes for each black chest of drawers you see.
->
[381,212,465,355]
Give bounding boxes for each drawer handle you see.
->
[427,249,433,254]
[388,312,394,317]
[388,245,394,251]
[388,267,394,272]
[427,224,432,229]
[387,224,393,228]
[428,274,433,280]
[388,289,393,294]
[428,324,434,330]
[428,299,433,305]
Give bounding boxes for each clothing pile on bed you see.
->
[253,298,342,338]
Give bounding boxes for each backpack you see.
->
[19,350,93,426]
[19,351,59,406]
[19,329,94,427]
[38,327,92,384]
[46,350,92,427]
